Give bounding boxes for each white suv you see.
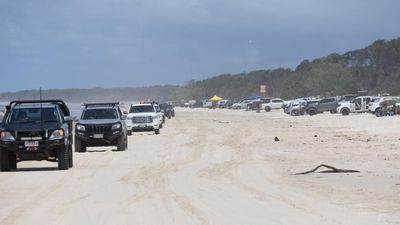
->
[125,104,161,135]
[261,98,284,112]
[337,96,372,115]
[368,96,400,114]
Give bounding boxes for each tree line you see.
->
[1,38,399,103]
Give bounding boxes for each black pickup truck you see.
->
[74,103,128,152]
[0,100,74,171]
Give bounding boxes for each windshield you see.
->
[371,98,381,103]
[82,108,118,120]
[129,105,155,113]
[10,107,59,123]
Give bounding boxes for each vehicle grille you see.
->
[132,116,153,123]
[86,125,112,133]
[16,131,46,140]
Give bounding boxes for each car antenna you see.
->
[40,87,44,131]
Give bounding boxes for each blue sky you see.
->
[0,0,399,92]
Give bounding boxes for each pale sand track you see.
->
[0,108,399,225]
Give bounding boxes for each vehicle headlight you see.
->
[0,131,15,141]
[49,129,64,140]
[112,123,121,130]
[76,124,86,131]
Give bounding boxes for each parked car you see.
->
[232,100,251,110]
[306,97,339,115]
[287,100,306,116]
[368,96,400,114]
[125,103,161,135]
[261,98,284,112]
[337,96,373,115]
[0,100,74,171]
[74,103,128,152]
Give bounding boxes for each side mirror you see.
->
[123,111,128,115]
[121,115,127,120]
[161,109,165,113]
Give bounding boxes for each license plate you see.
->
[25,141,39,147]
[93,134,104,139]
[138,125,147,128]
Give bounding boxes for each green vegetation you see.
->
[1,38,399,102]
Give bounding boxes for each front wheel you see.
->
[0,150,11,172]
[341,108,350,116]
[9,151,17,170]
[117,135,127,151]
[58,146,69,170]
[155,129,160,135]
[308,109,317,116]
[68,145,73,168]
[75,138,87,152]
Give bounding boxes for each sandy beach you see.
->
[0,108,399,225]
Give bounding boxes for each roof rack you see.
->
[83,102,120,108]
[7,100,70,116]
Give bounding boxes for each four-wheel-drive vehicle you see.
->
[337,96,373,115]
[125,104,161,135]
[306,97,339,115]
[232,100,251,110]
[368,96,400,114]
[0,100,74,171]
[261,98,284,112]
[159,103,175,119]
[153,103,165,127]
[75,103,128,152]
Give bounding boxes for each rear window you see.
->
[82,109,118,120]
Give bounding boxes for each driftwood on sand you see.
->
[293,164,360,175]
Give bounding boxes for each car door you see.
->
[272,99,283,109]
[318,98,329,111]
[353,98,362,111]
[362,97,371,111]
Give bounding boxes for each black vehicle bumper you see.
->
[0,139,65,161]
[75,130,123,146]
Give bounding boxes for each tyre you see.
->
[155,129,160,135]
[265,106,271,112]
[167,113,171,119]
[172,112,175,117]
[9,152,17,170]
[162,116,165,123]
[308,109,317,116]
[74,138,87,152]
[117,135,126,151]
[68,145,73,168]
[375,109,383,117]
[0,150,11,172]
[58,145,69,170]
[127,130,132,136]
[341,108,350,116]
[291,110,299,116]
